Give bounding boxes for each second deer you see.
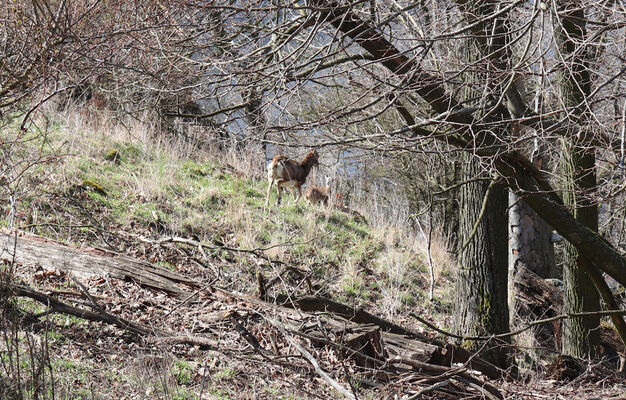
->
[305,176,331,206]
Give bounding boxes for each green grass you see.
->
[214,366,236,381]
[173,360,194,385]
[1,109,429,316]
[0,110,440,400]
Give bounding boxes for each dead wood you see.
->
[35,286,110,300]
[388,358,503,400]
[454,376,502,400]
[267,316,503,400]
[268,314,504,399]
[143,335,219,348]
[513,265,563,350]
[270,318,357,400]
[277,295,420,336]
[341,325,387,368]
[406,380,450,399]
[574,397,626,400]
[1,231,195,295]
[546,354,587,381]
[514,266,625,364]
[230,311,273,358]
[276,294,506,380]
[2,229,512,396]
[9,284,153,336]
[9,283,226,353]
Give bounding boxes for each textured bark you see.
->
[508,76,558,288]
[452,2,512,368]
[454,161,510,368]
[555,3,601,358]
[1,232,194,295]
[442,160,461,251]
[509,193,558,279]
[508,190,558,347]
[561,147,601,357]
[496,158,626,286]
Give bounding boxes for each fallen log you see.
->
[2,230,507,393]
[275,294,506,380]
[514,266,625,372]
[513,265,563,350]
[265,315,504,399]
[1,231,195,295]
[9,284,153,336]
[388,358,504,400]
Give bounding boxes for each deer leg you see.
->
[266,179,274,206]
[294,185,302,203]
[276,183,282,205]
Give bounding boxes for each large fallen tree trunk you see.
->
[1,231,195,295]
[274,294,506,380]
[2,230,507,379]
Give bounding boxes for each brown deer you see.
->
[266,150,319,205]
[305,176,331,206]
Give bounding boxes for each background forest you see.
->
[1,0,626,399]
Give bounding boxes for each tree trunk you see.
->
[555,2,601,358]
[454,160,510,368]
[451,2,513,368]
[442,160,461,251]
[509,191,558,333]
[561,147,601,357]
[509,193,558,279]
[508,68,558,284]
[1,232,195,296]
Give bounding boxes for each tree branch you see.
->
[411,309,626,342]
[307,0,626,289]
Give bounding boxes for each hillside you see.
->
[2,112,625,399]
[2,111,443,315]
[1,111,466,399]
[3,1,626,398]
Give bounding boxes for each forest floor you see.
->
[1,111,625,399]
[4,234,625,399]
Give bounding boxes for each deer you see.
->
[266,150,319,205]
[305,176,331,206]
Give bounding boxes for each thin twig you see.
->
[10,283,152,336]
[164,284,211,318]
[407,380,450,400]
[70,276,106,314]
[268,318,356,400]
[411,309,626,341]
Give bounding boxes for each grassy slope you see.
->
[4,113,624,400]
[11,120,432,310]
[1,112,450,399]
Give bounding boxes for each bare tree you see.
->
[3,0,626,358]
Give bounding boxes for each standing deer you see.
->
[266,150,319,205]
